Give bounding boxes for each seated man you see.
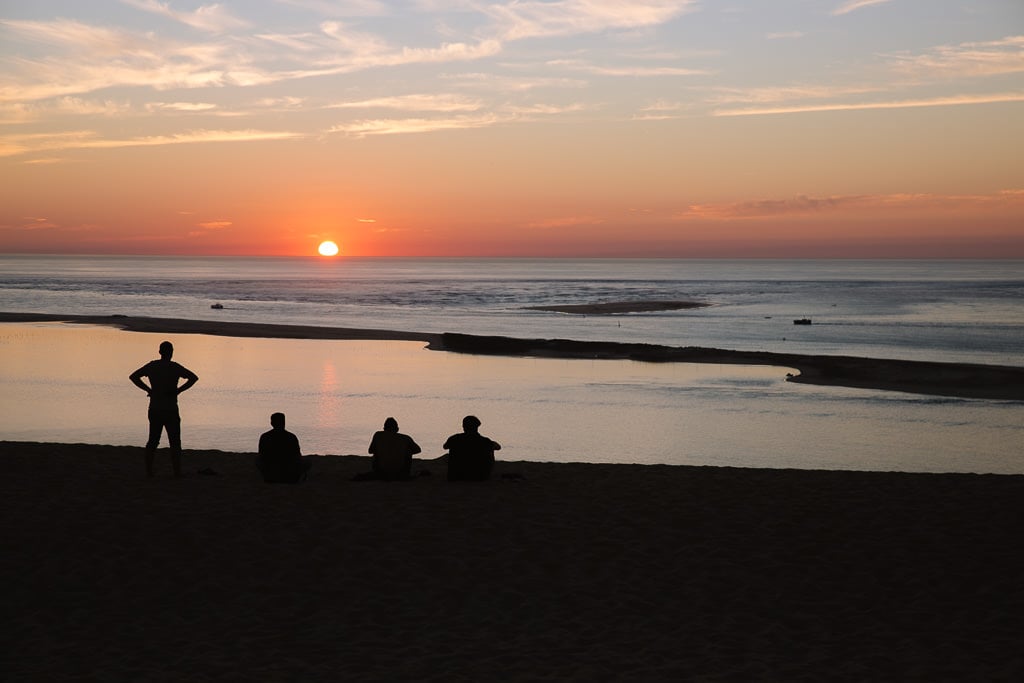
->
[257,412,311,484]
[368,417,422,480]
[443,415,501,481]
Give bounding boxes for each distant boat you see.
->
[210,303,224,310]
[793,318,811,325]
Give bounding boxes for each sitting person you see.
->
[443,415,501,481]
[257,412,311,483]
[367,417,422,480]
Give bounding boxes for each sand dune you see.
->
[3,441,1023,681]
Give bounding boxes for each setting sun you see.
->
[317,241,339,257]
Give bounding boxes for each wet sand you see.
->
[3,441,1022,681]
[2,312,1022,400]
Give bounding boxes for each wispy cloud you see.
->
[328,114,502,136]
[196,219,233,229]
[120,0,250,33]
[766,31,804,40]
[548,59,706,77]
[526,215,605,229]
[484,0,697,41]
[146,102,219,113]
[714,92,1024,117]
[886,35,1024,80]
[832,0,893,16]
[0,128,303,157]
[328,94,483,112]
[678,191,1024,219]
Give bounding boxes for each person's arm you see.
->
[129,366,151,395]
[408,437,422,456]
[176,366,198,395]
[368,433,379,454]
[490,439,501,451]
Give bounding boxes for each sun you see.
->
[317,240,339,257]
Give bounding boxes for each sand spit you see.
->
[2,312,1023,400]
[523,300,709,314]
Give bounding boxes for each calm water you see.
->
[1,256,1022,473]
[2,255,1022,364]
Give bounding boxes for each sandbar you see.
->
[2,311,1022,400]
[523,300,709,314]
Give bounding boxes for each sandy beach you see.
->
[3,441,1022,681]
[3,312,1023,400]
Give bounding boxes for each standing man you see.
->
[130,341,199,477]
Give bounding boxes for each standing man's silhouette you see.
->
[129,341,198,477]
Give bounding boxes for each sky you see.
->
[1,0,1022,257]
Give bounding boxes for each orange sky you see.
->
[1,1,1022,257]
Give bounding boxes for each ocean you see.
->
[1,255,1022,473]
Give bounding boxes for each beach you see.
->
[3,441,1023,681]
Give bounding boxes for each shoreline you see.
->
[3,440,1023,680]
[3,311,1023,400]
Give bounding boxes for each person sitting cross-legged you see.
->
[257,412,311,484]
[367,417,422,481]
[444,415,501,482]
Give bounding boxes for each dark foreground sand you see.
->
[3,312,1023,400]
[3,442,1023,681]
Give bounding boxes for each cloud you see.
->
[146,102,219,112]
[547,59,706,77]
[484,0,697,41]
[678,191,1024,219]
[0,128,303,157]
[444,73,589,92]
[832,0,893,16]
[886,35,1024,80]
[196,220,232,229]
[328,114,502,136]
[526,215,605,229]
[766,31,804,40]
[0,19,259,102]
[120,0,250,32]
[328,94,483,112]
[714,92,1024,116]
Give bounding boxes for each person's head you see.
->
[462,415,481,433]
[159,341,174,359]
[270,412,286,429]
[383,417,399,432]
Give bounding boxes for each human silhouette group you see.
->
[130,341,501,483]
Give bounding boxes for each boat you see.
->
[210,303,224,310]
[793,318,811,325]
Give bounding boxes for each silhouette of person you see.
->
[443,415,501,481]
[367,417,422,480]
[129,340,198,477]
[257,412,311,484]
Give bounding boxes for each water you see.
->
[2,255,1022,364]
[1,256,1022,473]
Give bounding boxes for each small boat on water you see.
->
[210,303,224,310]
[793,318,812,325]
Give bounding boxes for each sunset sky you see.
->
[1,0,1022,257]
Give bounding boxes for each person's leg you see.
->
[145,409,163,477]
[166,410,182,478]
